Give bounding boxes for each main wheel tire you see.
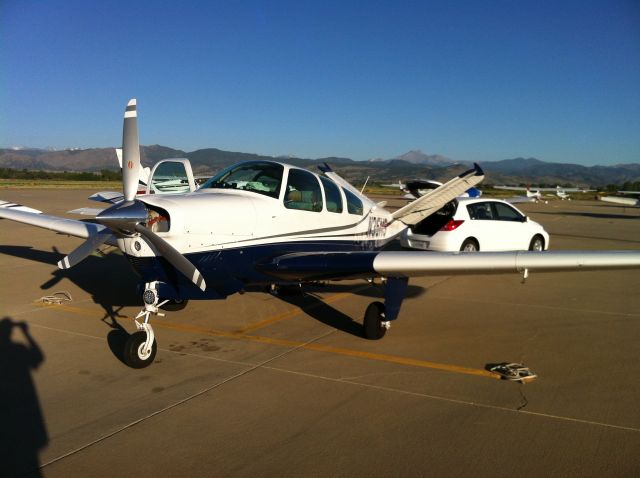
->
[363,301,387,340]
[529,235,545,251]
[123,331,157,369]
[160,299,189,312]
[460,238,479,252]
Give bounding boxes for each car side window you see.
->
[492,202,523,222]
[467,202,494,220]
[284,169,323,212]
[342,188,363,215]
[320,177,343,213]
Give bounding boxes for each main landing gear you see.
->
[362,277,409,341]
[363,301,389,339]
[124,283,167,368]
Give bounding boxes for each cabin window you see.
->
[343,188,363,215]
[320,177,343,213]
[199,161,283,199]
[284,169,323,212]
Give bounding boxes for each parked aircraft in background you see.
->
[495,185,583,202]
[554,186,571,201]
[1,99,639,369]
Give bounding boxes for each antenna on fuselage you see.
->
[360,176,370,194]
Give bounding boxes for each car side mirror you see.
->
[523,216,529,222]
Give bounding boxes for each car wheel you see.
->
[529,235,545,251]
[460,238,479,252]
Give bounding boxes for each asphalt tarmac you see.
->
[1,189,639,477]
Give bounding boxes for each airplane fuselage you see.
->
[118,161,405,300]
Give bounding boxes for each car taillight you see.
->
[440,219,464,231]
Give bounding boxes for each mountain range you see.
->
[1,146,639,187]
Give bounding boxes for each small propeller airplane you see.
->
[2,99,640,369]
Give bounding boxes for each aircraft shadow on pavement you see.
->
[0,317,48,478]
[0,245,427,353]
[272,282,426,338]
[276,291,364,337]
[0,245,141,308]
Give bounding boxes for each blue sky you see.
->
[1,0,639,165]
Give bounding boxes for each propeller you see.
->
[134,224,206,291]
[122,99,141,201]
[57,230,113,270]
[57,99,207,292]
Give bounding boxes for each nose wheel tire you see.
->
[363,301,387,340]
[123,331,157,369]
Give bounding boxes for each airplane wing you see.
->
[392,164,484,225]
[601,196,640,207]
[0,206,113,241]
[257,250,640,282]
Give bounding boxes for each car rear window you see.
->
[413,200,458,235]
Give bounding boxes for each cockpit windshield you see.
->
[199,161,284,199]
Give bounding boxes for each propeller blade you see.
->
[57,231,113,270]
[134,224,207,291]
[122,98,141,201]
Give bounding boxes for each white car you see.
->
[400,198,549,252]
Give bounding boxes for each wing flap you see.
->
[392,164,484,225]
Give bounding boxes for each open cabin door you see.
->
[146,159,197,195]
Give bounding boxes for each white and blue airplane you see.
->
[2,99,640,369]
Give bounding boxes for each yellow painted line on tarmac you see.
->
[36,301,497,380]
[160,321,498,379]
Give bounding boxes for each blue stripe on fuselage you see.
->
[126,240,381,300]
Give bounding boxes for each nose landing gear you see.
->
[123,282,168,369]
